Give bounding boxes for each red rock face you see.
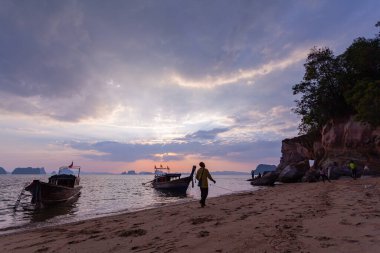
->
[279,116,380,177]
[278,133,317,171]
[321,117,380,170]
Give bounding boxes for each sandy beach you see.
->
[1,177,379,253]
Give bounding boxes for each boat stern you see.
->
[24,180,39,192]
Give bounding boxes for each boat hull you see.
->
[152,176,193,193]
[25,180,82,205]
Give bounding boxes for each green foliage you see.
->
[293,23,380,133]
[292,48,348,133]
[346,80,380,126]
[342,37,380,82]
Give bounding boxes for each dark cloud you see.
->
[0,0,90,97]
[68,135,281,163]
[180,128,230,141]
[0,0,379,125]
[69,140,202,162]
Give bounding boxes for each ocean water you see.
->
[0,174,258,235]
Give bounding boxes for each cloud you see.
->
[69,140,200,162]
[1,0,380,170]
[1,0,378,124]
[68,137,281,164]
[0,1,89,97]
[180,128,231,141]
[168,48,309,88]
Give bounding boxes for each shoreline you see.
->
[0,188,258,236]
[1,177,379,252]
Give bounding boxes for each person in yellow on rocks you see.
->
[348,160,357,180]
[196,162,216,208]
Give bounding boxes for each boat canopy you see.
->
[58,165,81,177]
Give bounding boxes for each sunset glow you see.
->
[0,0,379,173]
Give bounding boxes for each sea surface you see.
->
[0,174,258,235]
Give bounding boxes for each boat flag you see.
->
[68,161,73,168]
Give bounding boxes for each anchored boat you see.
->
[151,165,196,193]
[24,163,82,206]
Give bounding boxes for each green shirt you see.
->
[196,168,214,188]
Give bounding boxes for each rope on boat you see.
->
[212,184,235,192]
[142,180,154,185]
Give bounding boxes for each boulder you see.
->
[278,160,309,183]
[328,165,352,180]
[254,164,276,174]
[251,171,279,186]
[278,165,301,183]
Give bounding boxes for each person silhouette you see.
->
[196,162,216,207]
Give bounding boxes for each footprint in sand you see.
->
[198,231,209,237]
[117,228,147,237]
[343,238,358,243]
[339,219,352,225]
[315,236,331,241]
[68,239,86,244]
[190,216,214,225]
[35,247,49,252]
[132,222,145,228]
[238,214,249,220]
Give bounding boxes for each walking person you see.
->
[319,167,330,183]
[196,162,216,208]
[348,160,357,180]
[363,164,370,176]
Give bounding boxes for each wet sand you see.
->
[1,177,379,253]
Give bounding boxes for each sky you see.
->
[0,0,379,173]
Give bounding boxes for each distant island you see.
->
[254,164,277,174]
[0,167,7,174]
[12,167,46,174]
[121,170,137,175]
[139,171,154,175]
[120,170,155,175]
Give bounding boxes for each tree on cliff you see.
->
[293,22,380,133]
[292,47,348,133]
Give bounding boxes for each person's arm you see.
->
[207,170,216,183]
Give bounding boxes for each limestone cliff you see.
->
[277,116,380,182]
[12,167,46,174]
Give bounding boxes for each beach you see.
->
[1,177,379,253]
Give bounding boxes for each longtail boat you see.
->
[151,165,196,193]
[24,162,82,206]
